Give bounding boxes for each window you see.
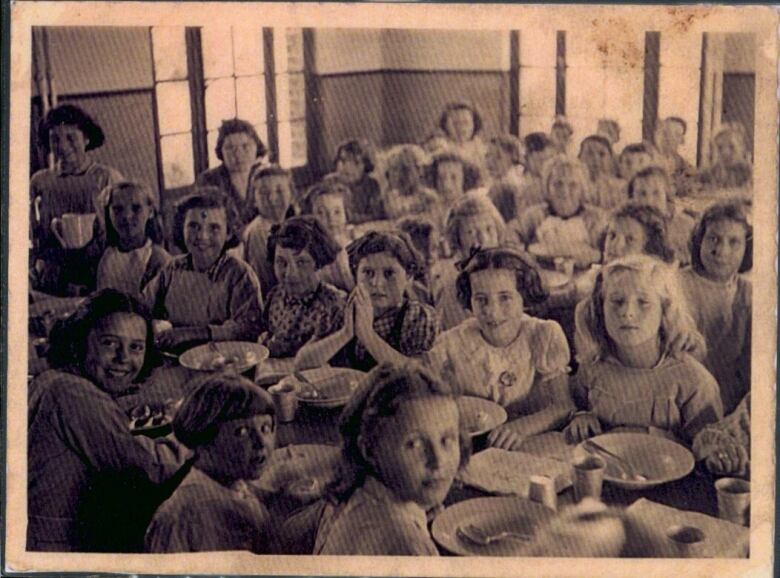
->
[273,28,307,168]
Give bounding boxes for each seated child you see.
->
[578,134,625,210]
[145,374,275,552]
[426,247,573,451]
[654,116,692,179]
[383,145,439,220]
[96,181,171,298]
[510,156,606,264]
[295,231,438,372]
[313,363,470,555]
[243,165,296,295]
[678,202,752,414]
[565,255,723,445]
[597,118,621,148]
[420,129,452,157]
[486,134,526,221]
[617,142,653,183]
[428,152,482,228]
[262,216,347,359]
[142,190,263,350]
[516,132,554,212]
[303,176,355,291]
[334,139,385,223]
[700,123,753,194]
[550,116,574,156]
[438,101,488,178]
[692,392,750,479]
[628,165,695,265]
[434,193,506,331]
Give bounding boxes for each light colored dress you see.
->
[509,203,607,253]
[314,477,438,556]
[243,215,277,296]
[145,467,271,553]
[426,316,570,415]
[96,240,171,298]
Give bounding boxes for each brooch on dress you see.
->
[498,370,517,388]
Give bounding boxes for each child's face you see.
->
[470,268,524,346]
[715,133,742,166]
[274,246,320,297]
[313,193,347,235]
[445,108,475,143]
[631,174,670,215]
[356,252,410,313]
[436,161,465,200]
[603,271,663,350]
[221,132,258,174]
[580,140,612,177]
[84,312,147,395]
[459,214,500,255]
[203,414,275,483]
[604,217,647,262]
[486,144,514,179]
[619,152,652,180]
[110,187,153,246]
[388,157,420,192]
[369,396,460,510]
[665,120,685,150]
[49,124,88,170]
[336,152,365,185]
[551,126,572,151]
[254,175,292,223]
[184,207,228,269]
[527,147,554,177]
[700,219,747,281]
[547,165,584,218]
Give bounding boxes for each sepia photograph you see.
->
[4,2,777,576]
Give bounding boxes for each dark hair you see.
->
[619,142,653,161]
[579,134,615,159]
[690,202,753,275]
[266,215,341,270]
[551,117,574,136]
[489,135,524,165]
[298,174,350,216]
[627,165,672,200]
[455,246,548,310]
[347,231,424,280]
[104,182,165,247]
[173,374,274,449]
[438,101,483,139]
[397,216,437,264]
[524,132,553,155]
[173,188,240,253]
[429,152,481,192]
[666,116,687,134]
[331,363,471,501]
[602,204,675,264]
[215,118,267,162]
[47,289,160,382]
[334,139,376,174]
[38,104,105,154]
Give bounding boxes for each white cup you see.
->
[51,213,96,249]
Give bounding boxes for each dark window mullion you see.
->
[642,31,661,143]
[263,28,279,164]
[186,27,208,176]
[509,31,520,136]
[555,31,566,117]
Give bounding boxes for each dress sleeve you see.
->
[515,204,547,245]
[350,512,439,556]
[676,358,725,442]
[209,261,264,342]
[140,263,171,319]
[399,303,439,356]
[531,319,571,379]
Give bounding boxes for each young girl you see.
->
[383,145,439,220]
[145,374,275,552]
[261,217,347,359]
[142,191,264,350]
[565,255,723,445]
[679,202,752,414]
[485,135,525,222]
[550,116,574,156]
[304,177,355,292]
[428,152,481,227]
[578,134,625,210]
[628,165,695,265]
[434,193,506,331]
[438,101,488,178]
[313,363,470,555]
[700,124,753,193]
[617,142,653,183]
[334,139,385,223]
[510,156,606,265]
[243,165,296,295]
[516,132,554,212]
[426,247,573,451]
[295,231,438,372]
[95,181,171,298]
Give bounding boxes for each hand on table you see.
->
[705,442,749,478]
[155,326,205,350]
[564,413,602,444]
[487,422,526,451]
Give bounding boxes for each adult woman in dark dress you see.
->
[27,289,189,552]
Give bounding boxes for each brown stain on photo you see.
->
[588,16,642,69]
[667,6,714,34]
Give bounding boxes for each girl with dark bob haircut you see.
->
[37,104,105,154]
[146,374,276,553]
[214,118,268,162]
[600,203,676,264]
[438,101,483,138]
[334,138,376,175]
[267,215,341,270]
[172,188,241,252]
[346,230,425,280]
[689,201,753,275]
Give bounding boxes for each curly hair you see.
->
[438,101,483,140]
[444,193,506,255]
[298,174,350,216]
[47,289,161,382]
[601,204,675,264]
[173,374,274,449]
[575,254,703,365]
[38,104,105,154]
[428,152,481,192]
[627,165,672,200]
[266,215,341,270]
[689,201,753,275]
[524,132,553,155]
[346,230,425,280]
[214,118,267,162]
[397,216,437,264]
[579,134,615,161]
[541,155,590,204]
[172,188,241,253]
[103,181,165,247]
[455,246,548,311]
[334,139,376,174]
[329,363,471,502]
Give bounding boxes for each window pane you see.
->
[278,120,307,168]
[274,28,304,74]
[156,81,192,135]
[205,77,237,130]
[254,124,269,152]
[202,26,235,79]
[286,72,306,120]
[519,66,556,119]
[519,115,556,138]
[236,76,266,126]
[152,27,188,81]
[207,129,220,169]
[566,67,606,118]
[274,73,290,121]
[519,29,557,68]
[160,133,195,189]
[233,27,264,76]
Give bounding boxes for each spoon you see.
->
[583,440,648,482]
[457,524,531,546]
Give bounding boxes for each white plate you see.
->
[29,297,85,320]
[179,341,269,373]
[456,396,507,437]
[286,367,366,409]
[458,448,572,497]
[528,243,601,267]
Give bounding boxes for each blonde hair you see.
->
[542,155,590,202]
[712,123,750,164]
[444,192,506,254]
[575,254,703,365]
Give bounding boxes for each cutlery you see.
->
[457,523,531,546]
[583,440,648,482]
[293,370,325,399]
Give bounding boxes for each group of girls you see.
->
[28,101,753,555]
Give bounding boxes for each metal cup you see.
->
[269,382,298,423]
[666,524,707,558]
[715,477,750,526]
[573,454,606,502]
